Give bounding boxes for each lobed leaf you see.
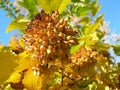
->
[0,51,18,84]
[22,69,42,90]
[5,52,39,84]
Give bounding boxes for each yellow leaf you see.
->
[50,0,61,11]
[0,44,4,49]
[85,23,100,35]
[5,52,39,85]
[22,69,46,90]
[0,52,18,84]
[39,0,71,14]
[17,52,39,71]
[58,0,71,14]
[9,36,19,49]
[6,71,21,83]
[38,0,51,14]
[6,16,28,33]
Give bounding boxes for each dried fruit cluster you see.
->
[71,46,98,73]
[23,10,78,65]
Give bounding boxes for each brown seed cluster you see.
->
[23,10,78,64]
[71,46,98,73]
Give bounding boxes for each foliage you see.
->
[6,15,29,33]
[39,0,71,14]
[0,0,120,90]
[17,0,39,18]
[0,0,20,18]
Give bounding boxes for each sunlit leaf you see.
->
[38,0,51,14]
[58,0,71,14]
[18,0,39,17]
[0,44,5,50]
[79,17,91,24]
[0,51,18,84]
[113,44,120,56]
[39,0,70,14]
[96,30,104,39]
[6,16,29,33]
[95,14,104,23]
[89,32,99,41]
[84,23,100,35]
[22,69,42,90]
[6,71,21,83]
[17,18,30,23]
[76,6,91,16]
[91,0,98,7]
[17,52,39,71]
[91,43,110,51]
[9,36,19,49]
[50,0,61,12]
[91,4,101,16]
[70,40,85,54]
[79,32,99,47]
[5,51,39,84]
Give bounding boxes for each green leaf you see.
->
[113,44,120,56]
[70,40,85,54]
[85,0,90,3]
[88,81,97,90]
[58,0,71,14]
[0,51,18,84]
[6,16,29,33]
[38,0,51,14]
[39,0,71,14]
[91,4,101,16]
[91,0,98,7]
[18,0,39,18]
[76,6,91,16]
[50,0,61,12]
[79,17,91,24]
[95,14,104,23]
[84,23,100,35]
[18,1,26,7]
[91,43,110,51]
[96,30,104,39]
[71,0,80,2]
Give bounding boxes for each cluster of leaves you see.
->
[0,0,120,90]
[0,0,20,18]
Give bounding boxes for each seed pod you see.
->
[23,10,78,65]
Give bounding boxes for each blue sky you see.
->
[99,0,120,33]
[0,0,120,45]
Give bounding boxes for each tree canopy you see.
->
[0,0,120,90]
